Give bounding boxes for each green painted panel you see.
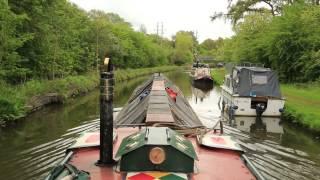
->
[115,130,146,159]
[116,127,197,172]
[167,129,198,160]
[120,145,194,173]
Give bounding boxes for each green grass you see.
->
[114,66,179,82]
[211,68,225,85]
[211,68,320,131]
[0,72,99,126]
[281,83,320,131]
[0,66,179,126]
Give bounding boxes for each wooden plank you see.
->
[149,95,168,104]
[151,80,165,91]
[146,79,175,125]
[146,114,175,124]
[150,90,167,96]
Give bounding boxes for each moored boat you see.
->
[221,63,285,118]
[45,60,264,180]
[191,62,213,82]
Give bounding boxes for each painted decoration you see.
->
[199,134,243,152]
[127,172,187,180]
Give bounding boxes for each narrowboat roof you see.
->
[115,74,204,128]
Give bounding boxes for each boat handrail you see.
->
[238,62,265,68]
[225,62,265,74]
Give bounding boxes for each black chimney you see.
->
[97,56,114,165]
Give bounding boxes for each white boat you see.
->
[221,64,285,117]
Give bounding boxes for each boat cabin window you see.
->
[252,75,267,84]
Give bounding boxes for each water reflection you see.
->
[232,116,284,137]
[192,80,213,93]
[192,80,213,104]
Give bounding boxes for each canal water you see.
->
[0,70,319,180]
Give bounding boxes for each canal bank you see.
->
[0,66,179,127]
[1,70,319,179]
[211,68,320,132]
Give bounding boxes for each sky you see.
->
[69,0,234,42]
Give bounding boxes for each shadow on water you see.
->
[0,71,319,180]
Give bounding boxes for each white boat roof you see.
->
[234,66,271,72]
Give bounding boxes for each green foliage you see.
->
[215,3,320,82]
[0,81,25,125]
[0,0,31,83]
[1,1,175,83]
[198,38,223,57]
[0,66,178,126]
[211,0,318,25]
[267,4,320,82]
[0,0,181,125]
[171,31,195,65]
[114,66,179,81]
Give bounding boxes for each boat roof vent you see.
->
[115,127,197,173]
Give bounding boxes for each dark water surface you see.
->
[0,71,319,180]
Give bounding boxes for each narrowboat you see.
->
[191,62,213,82]
[45,61,264,180]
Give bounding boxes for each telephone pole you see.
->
[156,22,159,36]
[195,30,198,41]
[161,22,164,37]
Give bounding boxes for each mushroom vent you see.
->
[115,127,197,173]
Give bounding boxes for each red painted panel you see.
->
[69,128,256,180]
[191,138,256,180]
[128,173,154,180]
[211,137,227,145]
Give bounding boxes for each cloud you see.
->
[69,0,234,42]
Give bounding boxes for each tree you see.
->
[198,38,224,57]
[1,0,175,84]
[171,31,194,65]
[214,3,320,82]
[211,0,300,25]
[0,0,31,83]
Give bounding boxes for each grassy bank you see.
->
[211,68,320,132]
[114,66,178,81]
[281,83,320,131]
[211,68,225,85]
[0,66,178,126]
